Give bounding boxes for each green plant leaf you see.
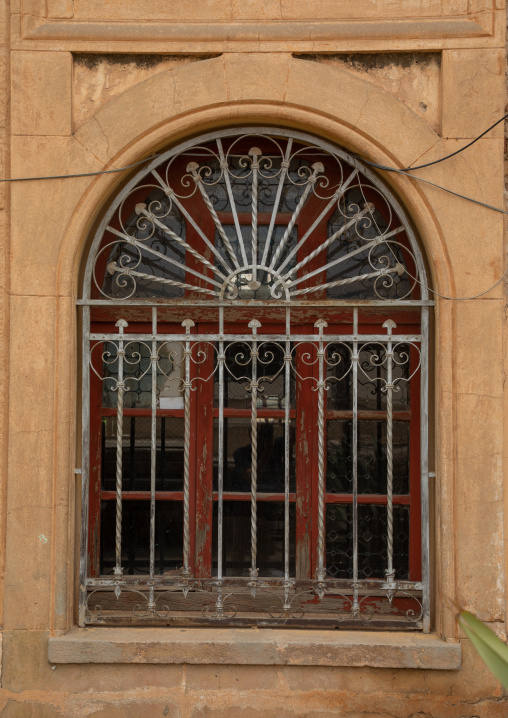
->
[459,611,508,690]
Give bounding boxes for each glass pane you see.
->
[214,340,295,409]
[213,417,296,492]
[358,344,410,411]
[102,341,174,409]
[212,501,295,577]
[327,343,410,411]
[100,500,183,575]
[325,503,410,580]
[101,416,184,491]
[102,187,186,299]
[326,419,410,494]
[326,188,413,300]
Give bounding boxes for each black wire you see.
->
[1,113,507,183]
[0,153,164,183]
[356,113,508,172]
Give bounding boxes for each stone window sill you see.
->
[48,628,461,670]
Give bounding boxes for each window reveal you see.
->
[81,129,431,629]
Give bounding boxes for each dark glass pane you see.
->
[326,188,413,300]
[326,342,353,410]
[203,153,310,215]
[212,501,295,577]
[102,187,185,300]
[325,503,409,580]
[213,417,296,492]
[102,341,173,409]
[327,343,410,411]
[100,500,183,575]
[326,419,409,495]
[214,341,295,409]
[358,344,410,411]
[101,416,184,491]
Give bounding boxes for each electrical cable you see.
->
[0,153,164,182]
[0,115,505,299]
[356,112,508,172]
[355,171,508,301]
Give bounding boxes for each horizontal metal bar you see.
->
[86,615,423,631]
[78,298,435,307]
[86,577,424,591]
[90,333,422,343]
[99,491,411,504]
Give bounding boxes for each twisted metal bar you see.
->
[114,319,128,585]
[148,308,157,611]
[249,148,261,288]
[275,169,358,276]
[269,162,324,271]
[383,319,396,585]
[315,320,327,596]
[284,204,375,281]
[352,308,359,617]
[261,138,293,267]
[151,168,233,276]
[248,319,261,585]
[216,306,225,616]
[287,225,404,290]
[290,264,404,297]
[187,162,239,270]
[182,319,195,577]
[105,226,223,291]
[216,139,248,266]
[133,204,228,281]
[283,307,292,613]
[107,262,219,297]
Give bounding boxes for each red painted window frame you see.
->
[88,142,422,585]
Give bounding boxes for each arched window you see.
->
[79,128,431,630]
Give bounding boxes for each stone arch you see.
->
[58,54,457,302]
[48,52,478,636]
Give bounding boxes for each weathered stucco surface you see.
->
[0,0,507,715]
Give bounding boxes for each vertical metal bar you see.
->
[261,138,293,267]
[383,319,397,585]
[186,162,239,271]
[216,138,248,267]
[270,162,323,273]
[79,304,91,626]
[216,306,225,614]
[249,148,261,288]
[352,308,359,617]
[160,417,166,489]
[283,307,291,611]
[314,319,327,597]
[248,319,261,585]
[276,169,359,276]
[420,306,430,632]
[182,318,195,578]
[113,319,128,588]
[148,307,157,610]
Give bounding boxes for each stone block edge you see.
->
[48,628,461,670]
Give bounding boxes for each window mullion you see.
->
[383,319,397,592]
[113,319,128,587]
[248,318,261,588]
[148,308,157,610]
[352,308,359,616]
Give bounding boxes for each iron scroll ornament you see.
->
[85,129,427,304]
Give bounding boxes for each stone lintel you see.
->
[49,628,461,670]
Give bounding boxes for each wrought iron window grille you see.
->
[79,128,432,630]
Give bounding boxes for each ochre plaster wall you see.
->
[0,1,507,716]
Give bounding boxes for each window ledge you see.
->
[48,628,461,670]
